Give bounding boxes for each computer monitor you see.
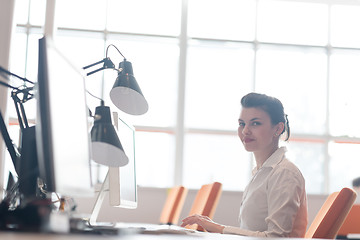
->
[36,36,93,197]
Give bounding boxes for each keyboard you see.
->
[70,218,200,235]
[109,222,203,235]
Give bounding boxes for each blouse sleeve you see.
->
[222,167,306,237]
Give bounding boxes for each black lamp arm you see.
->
[0,66,34,85]
[12,96,28,130]
[83,57,116,76]
[0,80,17,90]
[0,110,20,172]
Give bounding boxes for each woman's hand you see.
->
[180,214,225,233]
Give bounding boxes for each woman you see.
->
[181,92,308,237]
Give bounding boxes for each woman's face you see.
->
[238,107,282,153]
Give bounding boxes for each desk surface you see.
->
[0,231,275,240]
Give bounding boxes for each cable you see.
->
[106,44,126,60]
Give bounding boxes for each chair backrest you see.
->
[159,185,188,225]
[337,204,360,236]
[186,182,223,231]
[305,187,357,239]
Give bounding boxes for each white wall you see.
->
[74,187,327,228]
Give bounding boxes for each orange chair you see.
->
[159,186,188,225]
[305,187,357,239]
[337,204,360,237]
[185,182,223,231]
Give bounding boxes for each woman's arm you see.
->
[180,215,268,236]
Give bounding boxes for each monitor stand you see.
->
[69,168,136,235]
[88,168,114,227]
[69,168,117,229]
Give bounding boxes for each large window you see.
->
[6,0,360,194]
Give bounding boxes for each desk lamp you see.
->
[83,44,148,167]
[0,66,39,202]
[83,44,148,115]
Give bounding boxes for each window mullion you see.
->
[174,0,188,186]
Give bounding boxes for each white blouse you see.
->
[223,147,308,237]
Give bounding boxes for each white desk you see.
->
[0,231,274,240]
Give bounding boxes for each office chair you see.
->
[337,204,360,237]
[185,182,223,231]
[305,187,357,239]
[159,185,188,225]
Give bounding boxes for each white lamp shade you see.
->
[91,142,129,167]
[110,86,148,115]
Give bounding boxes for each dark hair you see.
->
[241,92,290,141]
[353,177,360,187]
